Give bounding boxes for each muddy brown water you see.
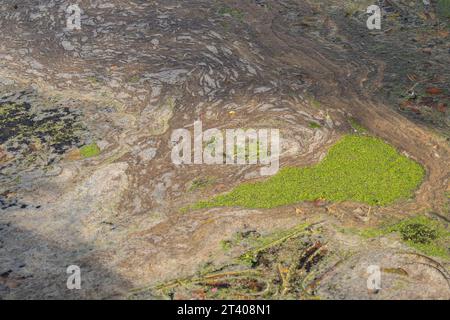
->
[0,0,448,299]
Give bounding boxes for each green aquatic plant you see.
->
[188,177,216,192]
[237,223,311,267]
[218,6,244,20]
[400,223,437,244]
[0,101,86,155]
[360,216,450,259]
[194,135,425,209]
[348,118,367,134]
[308,122,322,129]
[80,143,101,158]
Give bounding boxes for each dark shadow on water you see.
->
[0,221,132,300]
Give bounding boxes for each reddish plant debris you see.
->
[426,87,443,95]
[437,103,447,113]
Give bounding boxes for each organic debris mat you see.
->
[129,223,336,300]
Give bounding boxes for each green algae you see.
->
[194,135,425,209]
[80,143,101,158]
[0,101,86,155]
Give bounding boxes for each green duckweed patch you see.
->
[193,135,425,209]
[359,216,450,259]
[79,143,101,158]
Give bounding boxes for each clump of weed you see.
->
[188,176,216,192]
[360,216,450,259]
[194,135,425,209]
[217,226,301,266]
[399,223,437,244]
[348,118,367,134]
[308,122,321,129]
[79,143,100,158]
[218,6,244,20]
[205,133,264,163]
[233,141,263,162]
[136,223,327,300]
[220,240,233,252]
